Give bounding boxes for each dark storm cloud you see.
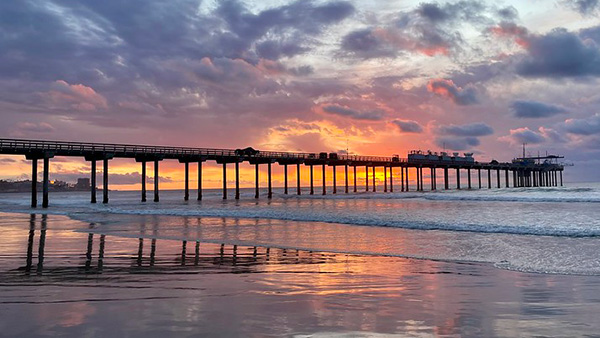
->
[434,136,480,150]
[516,28,600,78]
[322,105,384,121]
[439,122,494,136]
[510,100,567,118]
[391,120,423,133]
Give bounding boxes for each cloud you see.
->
[439,122,494,137]
[427,79,479,105]
[321,105,384,121]
[510,100,568,118]
[339,0,497,59]
[488,21,530,47]
[516,28,600,78]
[499,127,546,144]
[564,113,600,135]
[16,122,55,133]
[565,0,600,14]
[45,80,108,111]
[435,136,480,150]
[391,119,423,133]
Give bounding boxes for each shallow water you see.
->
[1,183,599,275]
[1,213,600,337]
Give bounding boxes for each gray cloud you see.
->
[435,136,480,150]
[564,113,600,135]
[322,105,384,121]
[501,128,546,144]
[427,79,479,105]
[391,119,423,133]
[339,0,497,59]
[565,0,600,14]
[510,100,567,118]
[517,28,600,78]
[439,122,494,136]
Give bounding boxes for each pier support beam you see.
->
[255,164,260,198]
[513,170,518,188]
[235,162,240,200]
[353,166,357,192]
[487,169,491,189]
[31,159,38,208]
[415,167,420,191]
[284,165,288,195]
[444,167,449,190]
[496,169,501,188]
[478,169,482,189]
[198,161,203,200]
[560,170,563,186]
[332,166,337,194]
[365,166,369,192]
[42,158,50,208]
[141,161,146,202]
[268,162,273,199]
[505,170,509,188]
[405,167,409,191]
[103,158,109,204]
[310,165,314,195]
[401,166,404,192]
[154,160,160,202]
[184,162,190,201]
[297,163,301,195]
[90,160,97,203]
[222,163,227,200]
[384,166,387,192]
[322,164,326,195]
[467,168,472,189]
[345,165,349,194]
[390,167,394,192]
[372,166,376,192]
[456,168,461,190]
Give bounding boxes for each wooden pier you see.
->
[0,139,565,208]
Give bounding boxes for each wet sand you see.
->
[1,212,600,337]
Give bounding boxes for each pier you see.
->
[0,139,565,208]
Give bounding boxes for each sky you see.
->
[1,0,600,187]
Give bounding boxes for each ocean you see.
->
[1,183,600,336]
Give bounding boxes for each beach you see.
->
[1,185,600,336]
